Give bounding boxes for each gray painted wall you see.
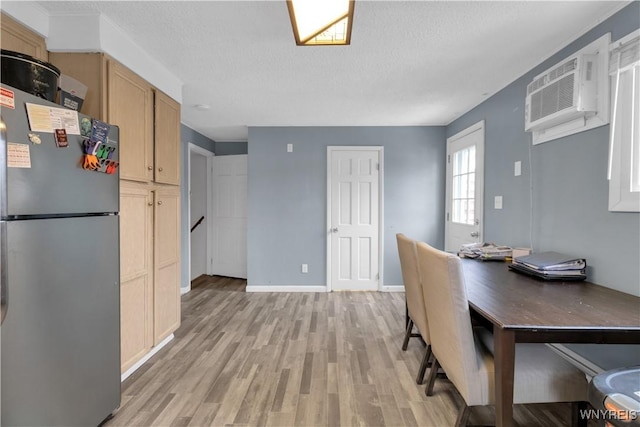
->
[447,2,640,296]
[180,124,215,290]
[215,141,248,156]
[247,126,446,287]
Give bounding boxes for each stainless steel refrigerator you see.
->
[1,85,120,426]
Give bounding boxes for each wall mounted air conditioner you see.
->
[524,33,610,145]
[525,53,598,131]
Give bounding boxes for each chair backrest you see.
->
[415,242,482,404]
[396,234,430,343]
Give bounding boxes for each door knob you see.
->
[470,231,479,237]
[148,166,153,170]
[158,167,163,172]
[157,201,163,206]
[331,227,338,233]
[147,202,153,206]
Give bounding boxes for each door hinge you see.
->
[447,154,451,163]
[376,273,379,280]
[446,212,450,221]
[376,162,379,171]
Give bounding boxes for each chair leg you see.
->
[415,344,432,384]
[402,318,414,351]
[405,300,409,330]
[425,357,440,396]
[571,401,589,427]
[454,403,472,427]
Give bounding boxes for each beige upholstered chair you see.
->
[415,242,588,427]
[396,233,432,384]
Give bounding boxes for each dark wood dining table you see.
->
[461,259,640,427]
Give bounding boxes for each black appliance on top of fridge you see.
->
[1,84,121,426]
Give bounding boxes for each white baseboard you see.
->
[120,334,174,382]
[246,285,328,293]
[180,286,190,295]
[381,285,405,292]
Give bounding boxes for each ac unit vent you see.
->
[586,60,593,81]
[527,58,577,95]
[529,73,575,122]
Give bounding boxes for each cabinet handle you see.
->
[148,166,153,171]
[157,201,163,206]
[158,167,163,172]
[147,202,153,206]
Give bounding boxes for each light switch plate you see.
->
[514,161,522,176]
[287,143,293,153]
[494,196,503,209]
[301,263,308,273]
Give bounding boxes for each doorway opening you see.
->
[188,143,214,292]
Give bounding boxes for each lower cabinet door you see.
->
[153,186,181,345]
[119,182,153,373]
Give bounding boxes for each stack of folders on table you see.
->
[509,251,587,281]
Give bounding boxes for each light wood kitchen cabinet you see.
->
[119,182,154,373]
[0,13,48,61]
[153,186,181,344]
[108,61,154,183]
[49,53,181,185]
[119,182,181,373]
[154,91,181,185]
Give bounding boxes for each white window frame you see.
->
[608,30,640,212]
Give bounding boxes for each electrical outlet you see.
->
[514,161,522,176]
[301,263,308,273]
[494,196,503,209]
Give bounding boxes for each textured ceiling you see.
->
[36,1,628,142]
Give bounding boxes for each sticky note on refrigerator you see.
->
[7,143,31,168]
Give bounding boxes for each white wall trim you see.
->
[326,146,384,292]
[186,143,214,294]
[246,285,328,293]
[120,334,174,382]
[381,285,405,292]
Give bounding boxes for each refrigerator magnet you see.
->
[89,120,110,145]
[80,117,92,137]
[82,138,100,155]
[28,133,42,144]
[54,129,69,148]
[82,154,100,171]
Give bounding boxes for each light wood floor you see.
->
[107,276,580,427]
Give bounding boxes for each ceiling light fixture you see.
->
[286,0,355,46]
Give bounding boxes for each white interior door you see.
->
[211,155,247,279]
[189,151,208,280]
[445,121,484,252]
[328,147,381,291]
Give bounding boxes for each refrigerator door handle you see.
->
[1,221,7,324]
[0,117,6,324]
[1,116,7,218]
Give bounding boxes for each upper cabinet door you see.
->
[108,61,154,182]
[0,13,48,61]
[154,90,181,185]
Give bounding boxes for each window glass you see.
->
[451,146,476,224]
